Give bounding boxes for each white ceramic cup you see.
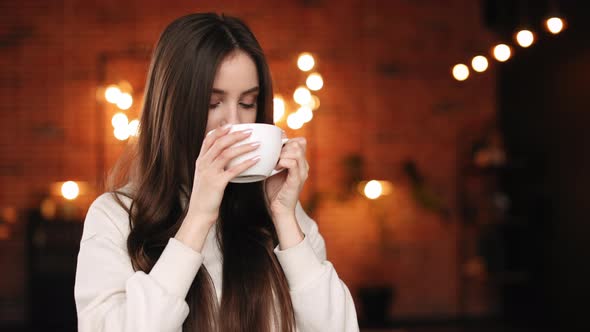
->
[218,123,287,183]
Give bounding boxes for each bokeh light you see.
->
[116,92,133,110]
[273,96,286,123]
[493,44,512,62]
[293,86,312,105]
[364,180,383,200]
[61,181,80,200]
[306,73,324,91]
[452,64,470,81]
[297,52,315,72]
[111,112,129,128]
[471,55,489,73]
[546,17,564,34]
[298,106,313,123]
[128,119,140,137]
[287,112,304,130]
[105,85,121,104]
[516,29,535,47]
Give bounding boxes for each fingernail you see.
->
[251,155,261,162]
[250,141,261,148]
[241,129,253,135]
[222,124,232,130]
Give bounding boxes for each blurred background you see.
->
[1,0,589,331]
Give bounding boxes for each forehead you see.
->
[212,50,258,91]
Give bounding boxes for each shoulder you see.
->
[81,190,134,243]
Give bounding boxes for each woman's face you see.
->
[206,50,259,134]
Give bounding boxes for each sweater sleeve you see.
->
[273,202,360,332]
[74,193,203,332]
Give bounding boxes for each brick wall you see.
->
[0,0,497,322]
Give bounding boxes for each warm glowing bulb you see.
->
[111,112,129,128]
[546,17,564,34]
[364,180,383,200]
[128,119,140,137]
[309,95,320,110]
[273,96,286,123]
[452,64,469,81]
[116,92,133,110]
[297,53,315,71]
[471,55,489,72]
[287,112,304,130]
[105,85,121,104]
[297,106,313,123]
[293,86,312,105]
[306,73,324,91]
[114,126,130,140]
[304,94,320,110]
[516,30,534,47]
[61,181,80,200]
[118,80,133,93]
[493,44,511,62]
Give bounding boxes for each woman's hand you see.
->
[265,137,309,221]
[176,124,260,252]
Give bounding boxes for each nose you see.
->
[220,104,240,126]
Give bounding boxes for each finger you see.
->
[279,149,304,163]
[299,156,309,180]
[200,124,232,156]
[282,138,307,155]
[281,152,308,180]
[274,148,302,171]
[276,158,299,178]
[224,155,261,181]
[201,129,253,166]
[212,141,260,168]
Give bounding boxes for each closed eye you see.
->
[209,102,221,109]
[239,102,256,109]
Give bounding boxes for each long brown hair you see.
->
[108,13,295,332]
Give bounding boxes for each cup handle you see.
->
[269,138,289,176]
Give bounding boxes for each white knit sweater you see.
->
[74,192,359,331]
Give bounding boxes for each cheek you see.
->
[241,109,257,123]
[205,111,222,133]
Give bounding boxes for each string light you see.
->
[471,55,489,73]
[297,106,313,123]
[515,29,535,47]
[287,112,304,130]
[111,112,129,128]
[116,92,133,110]
[546,17,565,34]
[306,73,323,91]
[493,44,512,62]
[297,53,315,72]
[114,126,130,141]
[452,64,470,81]
[304,95,320,110]
[293,86,312,105]
[128,119,140,137]
[282,52,324,130]
[450,11,567,82]
[105,85,121,104]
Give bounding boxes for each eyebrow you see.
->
[212,86,259,96]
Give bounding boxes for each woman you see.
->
[74,13,359,332]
